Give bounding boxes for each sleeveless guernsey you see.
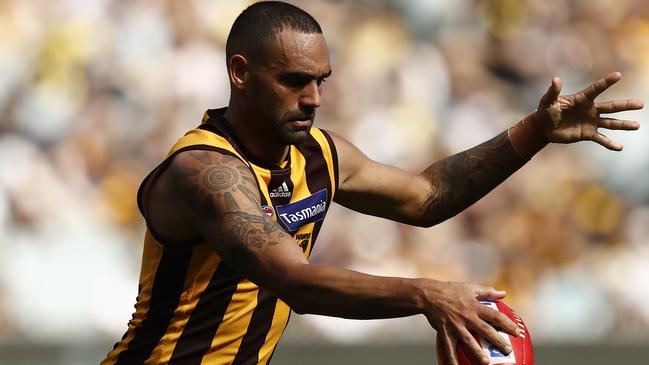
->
[102,108,339,365]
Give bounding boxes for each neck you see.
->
[223,100,290,166]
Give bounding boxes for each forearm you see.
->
[419,113,546,225]
[278,263,427,319]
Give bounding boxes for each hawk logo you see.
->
[269,182,291,198]
[295,233,311,253]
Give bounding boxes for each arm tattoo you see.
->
[242,175,258,186]
[189,151,213,165]
[224,211,283,248]
[238,184,263,207]
[174,152,287,255]
[203,166,237,190]
[421,131,526,224]
[223,192,240,210]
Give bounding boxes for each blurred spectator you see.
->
[0,0,647,344]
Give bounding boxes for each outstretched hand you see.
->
[533,72,643,150]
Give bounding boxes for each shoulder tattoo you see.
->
[173,151,288,252]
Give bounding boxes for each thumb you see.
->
[473,286,507,301]
[538,76,562,107]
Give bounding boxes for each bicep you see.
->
[329,131,432,226]
[165,150,307,291]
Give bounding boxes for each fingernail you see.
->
[482,356,490,364]
[505,345,512,354]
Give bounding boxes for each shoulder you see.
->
[316,129,371,178]
[317,129,359,156]
[140,149,256,244]
[148,148,262,228]
[164,149,255,194]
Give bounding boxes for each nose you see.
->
[300,80,322,109]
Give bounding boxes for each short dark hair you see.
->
[226,1,322,64]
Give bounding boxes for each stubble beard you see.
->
[274,110,315,145]
[277,122,312,145]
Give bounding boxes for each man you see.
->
[102,2,643,365]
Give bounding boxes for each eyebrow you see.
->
[319,70,332,80]
[285,70,332,80]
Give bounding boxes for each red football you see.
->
[457,301,534,365]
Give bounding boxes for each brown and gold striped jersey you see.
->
[102,108,339,365]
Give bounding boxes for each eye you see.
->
[317,77,328,87]
[281,74,312,88]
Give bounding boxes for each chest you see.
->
[250,152,333,256]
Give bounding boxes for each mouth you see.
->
[286,117,314,129]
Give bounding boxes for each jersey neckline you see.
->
[199,108,292,174]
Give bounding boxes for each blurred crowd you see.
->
[1,0,649,344]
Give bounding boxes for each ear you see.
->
[228,54,249,90]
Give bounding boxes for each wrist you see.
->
[413,278,441,314]
[411,278,427,314]
[507,111,549,160]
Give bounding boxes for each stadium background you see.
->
[0,0,648,363]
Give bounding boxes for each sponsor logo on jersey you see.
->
[275,189,327,231]
[261,205,274,217]
[269,182,292,198]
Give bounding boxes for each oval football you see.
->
[455,300,534,365]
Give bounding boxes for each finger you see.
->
[592,132,623,151]
[473,317,512,355]
[473,286,507,301]
[479,305,520,337]
[597,99,644,114]
[538,76,562,107]
[598,118,640,131]
[457,327,489,365]
[580,72,622,100]
[437,329,459,365]
[436,333,448,365]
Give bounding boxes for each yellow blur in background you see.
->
[0,0,648,350]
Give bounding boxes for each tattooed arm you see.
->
[333,73,642,227]
[331,129,530,227]
[148,149,518,365]
[160,151,292,270]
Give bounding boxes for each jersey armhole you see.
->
[136,144,246,247]
[319,129,340,192]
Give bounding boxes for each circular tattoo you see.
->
[203,166,237,190]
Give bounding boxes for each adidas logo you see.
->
[270,182,292,198]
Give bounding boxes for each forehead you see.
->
[264,30,331,72]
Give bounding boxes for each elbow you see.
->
[411,215,444,228]
[412,217,436,228]
[415,201,457,227]
[268,264,311,315]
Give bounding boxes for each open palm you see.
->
[535,72,643,151]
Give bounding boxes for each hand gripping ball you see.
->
[455,301,534,365]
